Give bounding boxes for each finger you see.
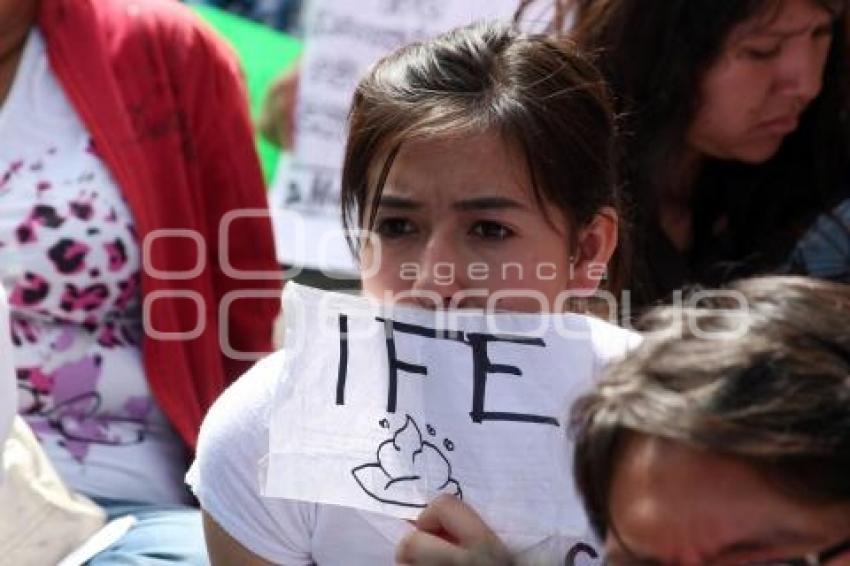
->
[416,495,499,547]
[396,530,471,566]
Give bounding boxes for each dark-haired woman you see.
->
[188,21,635,565]
[518,0,850,310]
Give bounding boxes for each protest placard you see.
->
[269,0,519,274]
[263,284,640,549]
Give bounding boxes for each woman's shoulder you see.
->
[58,0,239,69]
[196,350,287,455]
[188,350,318,563]
[190,350,286,496]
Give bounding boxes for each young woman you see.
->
[189,21,629,565]
[517,0,850,309]
[1,0,280,561]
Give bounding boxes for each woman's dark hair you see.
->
[571,276,850,537]
[516,0,850,305]
[340,21,627,292]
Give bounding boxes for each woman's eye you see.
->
[375,218,416,239]
[743,44,782,60]
[813,23,834,40]
[470,221,514,241]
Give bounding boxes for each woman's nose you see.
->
[408,234,467,309]
[774,38,827,104]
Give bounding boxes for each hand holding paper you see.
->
[396,495,513,566]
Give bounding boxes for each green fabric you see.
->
[191,6,302,184]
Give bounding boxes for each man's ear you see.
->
[570,206,618,294]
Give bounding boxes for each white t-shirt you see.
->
[188,338,628,565]
[0,29,187,504]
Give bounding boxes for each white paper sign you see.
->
[264,284,639,545]
[0,286,16,480]
[270,0,520,274]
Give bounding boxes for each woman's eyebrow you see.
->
[378,195,421,209]
[452,197,527,211]
[746,16,834,39]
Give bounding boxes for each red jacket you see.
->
[39,0,282,450]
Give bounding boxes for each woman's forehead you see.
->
[370,133,535,202]
[731,0,836,40]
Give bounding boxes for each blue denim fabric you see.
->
[85,498,208,565]
[786,197,850,282]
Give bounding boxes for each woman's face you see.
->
[687,0,835,164]
[358,131,615,312]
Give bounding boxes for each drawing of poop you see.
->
[352,415,462,509]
